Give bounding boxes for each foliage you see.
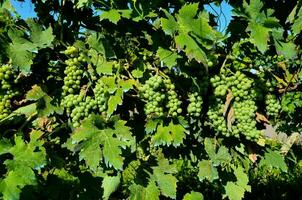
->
[0,0,302,199]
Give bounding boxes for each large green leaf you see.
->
[183,191,204,200]
[259,149,288,172]
[156,47,180,69]
[152,121,186,147]
[129,181,160,200]
[0,131,46,200]
[248,22,270,53]
[197,160,219,182]
[27,19,55,49]
[223,166,251,200]
[160,3,220,64]
[102,174,120,200]
[291,7,302,35]
[65,117,135,171]
[153,168,177,199]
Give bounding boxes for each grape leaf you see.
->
[223,166,251,200]
[129,181,160,200]
[160,10,178,35]
[204,138,231,165]
[102,174,120,200]
[96,61,114,75]
[26,85,46,100]
[37,95,63,116]
[248,22,270,53]
[65,117,134,170]
[183,191,204,200]
[152,121,186,147]
[224,181,246,200]
[0,0,19,16]
[291,6,302,35]
[156,47,180,69]
[87,33,106,55]
[145,180,160,200]
[145,119,160,134]
[101,76,117,94]
[0,132,46,200]
[76,0,91,8]
[0,139,12,155]
[8,41,34,74]
[100,10,121,24]
[27,19,54,49]
[11,103,37,117]
[233,166,251,192]
[160,3,220,64]
[259,149,288,172]
[118,79,136,92]
[107,88,123,117]
[153,168,177,199]
[197,160,219,182]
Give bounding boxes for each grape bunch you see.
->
[93,79,108,113]
[207,102,228,134]
[208,70,262,140]
[139,75,165,118]
[70,96,98,127]
[61,93,84,115]
[0,64,19,120]
[165,78,182,117]
[122,160,141,185]
[233,100,261,139]
[187,91,203,117]
[265,94,281,118]
[64,46,78,56]
[211,71,253,101]
[62,46,88,96]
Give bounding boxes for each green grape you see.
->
[139,75,165,118]
[164,78,182,117]
[62,46,87,97]
[233,100,261,140]
[0,64,19,120]
[209,70,261,140]
[64,46,78,57]
[122,160,141,185]
[207,102,229,136]
[93,79,108,113]
[70,96,97,127]
[187,91,203,117]
[265,94,281,118]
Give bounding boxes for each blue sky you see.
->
[10,0,232,31]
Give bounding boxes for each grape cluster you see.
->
[0,64,18,120]
[64,46,78,56]
[61,46,109,127]
[233,100,261,139]
[139,75,165,117]
[70,96,97,127]
[187,91,202,117]
[62,46,87,96]
[61,93,84,115]
[165,78,182,117]
[265,94,281,118]
[207,102,228,134]
[208,70,261,140]
[211,71,253,101]
[93,79,108,113]
[139,75,183,118]
[122,160,141,185]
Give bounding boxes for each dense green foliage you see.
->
[0,0,302,199]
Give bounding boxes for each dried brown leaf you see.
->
[223,90,233,117]
[227,107,235,131]
[256,112,270,124]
